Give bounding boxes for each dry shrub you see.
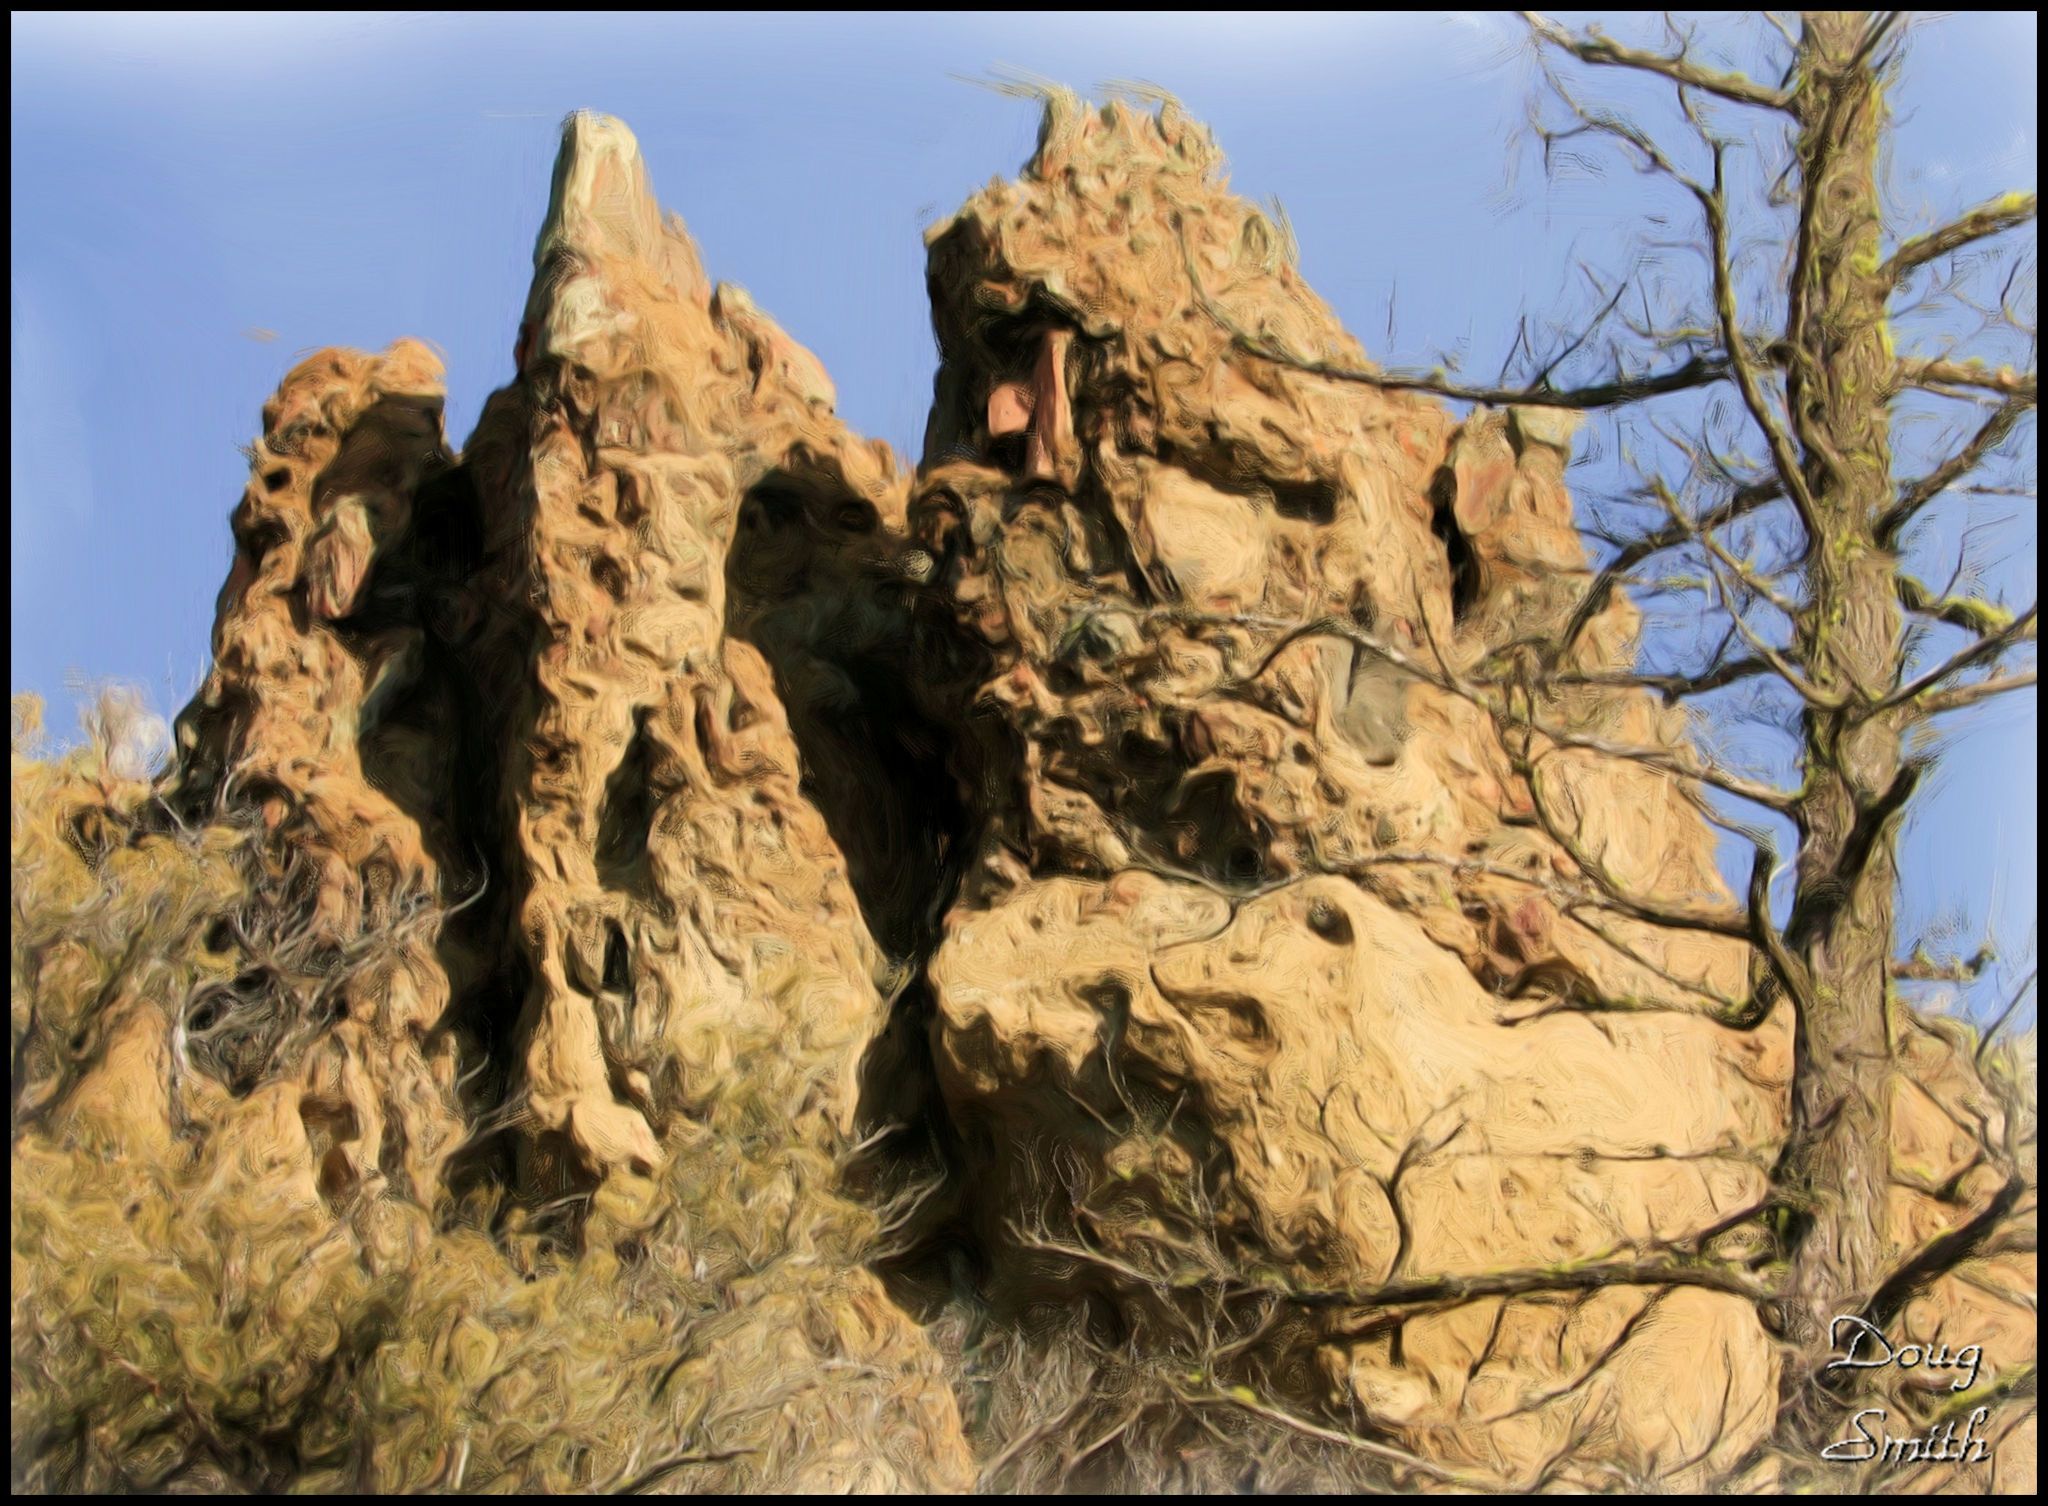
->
[11,704,965,1494]
[942,1299,1416,1494]
[14,688,2036,1494]
[11,690,1406,1496]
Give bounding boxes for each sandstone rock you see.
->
[457,112,901,1185]
[19,93,2028,1496]
[910,90,1795,1487]
[898,91,2034,1490]
[101,111,974,1491]
[164,339,470,1205]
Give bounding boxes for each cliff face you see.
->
[117,113,974,1495]
[17,99,2033,1495]
[907,97,1787,1488]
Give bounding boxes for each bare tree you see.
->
[1190,6,2037,1432]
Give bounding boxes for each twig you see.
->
[1976,968,2038,1068]
[1175,214,1729,411]
[1521,11,1795,110]
[1879,399,2030,550]
[1879,604,2037,713]
[1173,1382,1490,1487]
[1884,192,2039,287]
[1898,359,2038,403]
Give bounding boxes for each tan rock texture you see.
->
[455,113,902,1188]
[104,111,975,1493]
[907,93,2031,1490]
[13,96,2032,1496]
[167,339,472,1205]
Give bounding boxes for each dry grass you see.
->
[6,687,1425,1496]
[12,689,2036,1494]
[10,692,963,1494]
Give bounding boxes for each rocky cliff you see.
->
[11,97,2034,1495]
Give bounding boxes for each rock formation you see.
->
[909,95,1785,1489]
[15,95,2033,1495]
[141,111,974,1494]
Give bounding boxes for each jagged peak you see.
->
[1026,86,1220,187]
[536,113,657,266]
[524,111,710,335]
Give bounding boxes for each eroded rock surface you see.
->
[26,95,2030,1496]
[454,114,907,1187]
[168,339,472,1205]
[138,112,976,1493]
[905,94,2026,1490]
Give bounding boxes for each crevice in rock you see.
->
[1430,465,1480,620]
[595,708,656,898]
[725,472,968,964]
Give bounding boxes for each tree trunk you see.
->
[1777,12,1905,1356]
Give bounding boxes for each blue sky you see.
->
[10,12,2035,1029]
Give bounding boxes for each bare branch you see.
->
[1739,825,1813,1027]
[1526,274,1630,390]
[1681,501,1841,708]
[1890,945,1995,983]
[612,1447,756,1495]
[1556,480,1783,659]
[1915,670,2038,717]
[1513,748,1751,938]
[1699,145,1822,536]
[1899,358,2039,403]
[1011,1225,1776,1316]
[1546,656,1777,703]
[1521,11,1794,111]
[1762,10,1801,58]
[1334,847,1755,1021]
[1884,191,2039,287]
[1862,1172,2028,1335]
[1240,611,1798,812]
[1851,11,1910,73]
[1648,476,1800,619]
[1897,574,2020,638]
[1175,214,1730,410]
[1520,717,1794,813]
[1881,604,2038,713]
[1977,968,2039,1068]
[1173,1384,1489,1486]
[1878,399,2032,548]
